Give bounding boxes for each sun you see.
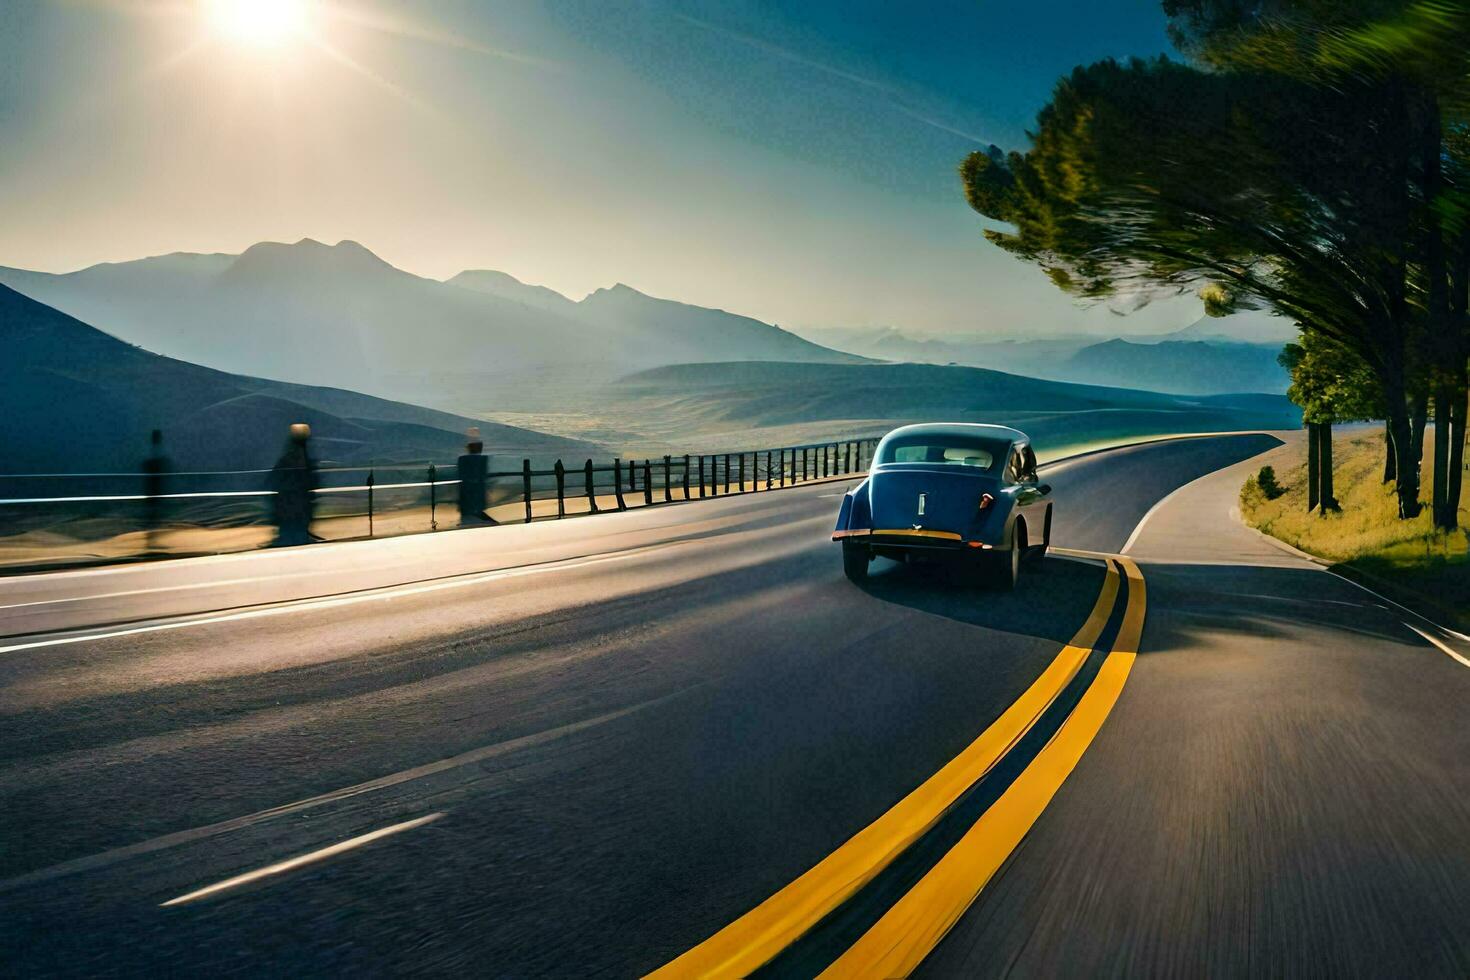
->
[202,0,314,48]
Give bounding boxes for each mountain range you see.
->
[0,240,1298,409]
[0,283,599,474]
[0,239,863,408]
[794,320,1293,396]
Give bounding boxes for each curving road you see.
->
[1,433,1467,977]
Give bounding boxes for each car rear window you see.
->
[876,435,1008,471]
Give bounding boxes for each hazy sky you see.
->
[0,1,1212,336]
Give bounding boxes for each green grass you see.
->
[1240,428,1470,628]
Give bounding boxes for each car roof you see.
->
[877,422,1028,446]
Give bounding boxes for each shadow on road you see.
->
[854,556,1108,647]
[1137,562,1422,655]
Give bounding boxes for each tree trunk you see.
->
[1432,384,1453,528]
[1411,392,1428,464]
[1383,420,1397,484]
[1307,422,1320,512]
[1449,377,1467,531]
[1438,368,1467,532]
[1386,393,1422,519]
[1318,421,1338,512]
[1405,387,1428,517]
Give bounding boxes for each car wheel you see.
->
[987,527,1023,591]
[842,542,870,583]
[1032,510,1051,566]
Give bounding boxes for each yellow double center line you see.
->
[649,553,1145,978]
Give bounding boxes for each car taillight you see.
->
[977,493,994,512]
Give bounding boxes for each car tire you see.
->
[842,542,870,583]
[987,527,1023,591]
[1032,510,1051,566]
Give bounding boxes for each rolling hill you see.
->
[0,284,600,474]
[1061,338,1288,395]
[612,360,1301,452]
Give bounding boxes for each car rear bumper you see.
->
[832,528,995,551]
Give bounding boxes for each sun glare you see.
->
[203,0,313,48]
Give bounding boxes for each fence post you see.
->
[765,451,773,490]
[738,452,746,493]
[643,460,653,506]
[711,456,718,497]
[698,455,706,498]
[663,455,672,502]
[585,459,599,513]
[429,463,438,530]
[554,460,565,518]
[523,459,533,523]
[682,454,691,499]
[367,468,375,537]
[613,459,627,511]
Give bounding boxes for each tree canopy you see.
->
[963,2,1470,525]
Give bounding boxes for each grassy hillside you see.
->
[1062,339,1287,395]
[1240,427,1470,628]
[0,284,600,474]
[608,360,1301,453]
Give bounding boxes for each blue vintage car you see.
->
[832,423,1053,589]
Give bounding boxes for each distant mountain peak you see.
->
[449,268,528,287]
[446,268,577,312]
[583,282,643,302]
[231,237,394,275]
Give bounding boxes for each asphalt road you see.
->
[1,433,1467,977]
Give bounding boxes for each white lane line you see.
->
[1404,623,1470,669]
[0,546,673,656]
[0,571,336,613]
[160,813,444,907]
[1119,468,1223,555]
[0,691,690,895]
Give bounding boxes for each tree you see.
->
[1279,335,1383,513]
[1162,0,1470,527]
[962,57,1428,517]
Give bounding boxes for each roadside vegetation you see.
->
[1241,429,1470,627]
[959,2,1470,537]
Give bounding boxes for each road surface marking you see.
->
[645,562,1122,979]
[819,556,1145,978]
[0,570,358,613]
[0,545,683,655]
[0,691,689,895]
[160,813,444,907]
[1119,463,1237,554]
[1404,623,1470,669]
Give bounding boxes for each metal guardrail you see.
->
[0,438,882,549]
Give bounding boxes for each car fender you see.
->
[834,479,871,534]
[976,490,1020,546]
